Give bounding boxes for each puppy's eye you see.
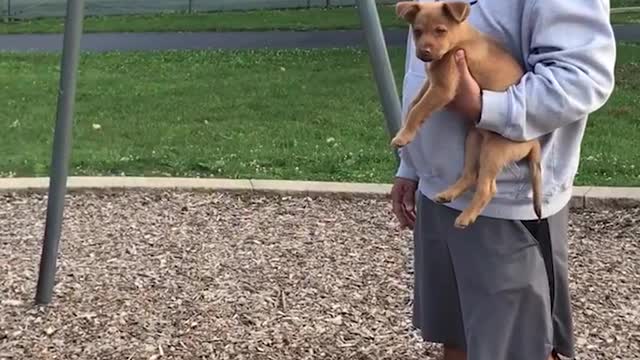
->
[413,28,423,37]
[435,27,448,34]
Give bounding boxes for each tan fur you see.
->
[393,1,543,228]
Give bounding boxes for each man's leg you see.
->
[521,205,575,359]
[413,195,574,359]
[443,346,558,360]
[444,346,466,360]
[412,194,468,356]
[441,201,574,360]
[444,345,559,359]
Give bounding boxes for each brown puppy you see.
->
[392,0,542,228]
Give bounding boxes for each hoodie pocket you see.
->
[500,161,523,179]
[494,160,526,196]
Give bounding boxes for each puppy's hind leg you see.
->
[454,138,507,229]
[435,128,481,204]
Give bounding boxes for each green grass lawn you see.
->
[0,6,404,34]
[0,5,638,34]
[0,43,638,186]
[612,0,640,7]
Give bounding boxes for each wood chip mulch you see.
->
[1,191,638,360]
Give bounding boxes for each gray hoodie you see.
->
[396,0,617,220]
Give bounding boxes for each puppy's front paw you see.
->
[390,129,416,148]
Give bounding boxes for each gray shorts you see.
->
[412,193,574,360]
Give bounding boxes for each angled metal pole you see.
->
[355,0,402,163]
[35,0,85,306]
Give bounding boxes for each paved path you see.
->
[0,30,408,52]
[0,25,638,52]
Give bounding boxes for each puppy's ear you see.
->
[442,2,470,23]
[396,1,420,23]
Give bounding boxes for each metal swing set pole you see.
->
[355,0,403,163]
[35,0,85,305]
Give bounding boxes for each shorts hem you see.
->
[419,335,467,353]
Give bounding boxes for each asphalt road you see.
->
[0,25,637,53]
[0,29,408,52]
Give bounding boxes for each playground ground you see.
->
[1,190,638,359]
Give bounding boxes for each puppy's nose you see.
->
[417,49,432,61]
[419,49,432,58]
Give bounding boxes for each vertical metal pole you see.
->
[355,0,402,163]
[188,0,193,13]
[5,0,10,22]
[35,0,85,306]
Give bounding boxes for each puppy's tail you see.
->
[528,141,543,221]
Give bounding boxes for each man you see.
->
[391,0,616,359]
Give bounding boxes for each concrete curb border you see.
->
[0,176,639,209]
[611,6,640,14]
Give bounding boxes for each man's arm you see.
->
[477,0,616,142]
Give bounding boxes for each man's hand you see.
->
[446,49,482,124]
[391,177,418,230]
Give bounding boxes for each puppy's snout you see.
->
[417,49,433,61]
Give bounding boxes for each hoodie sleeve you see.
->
[395,148,419,180]
[476,0,617,142]
[395,30,420,181]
